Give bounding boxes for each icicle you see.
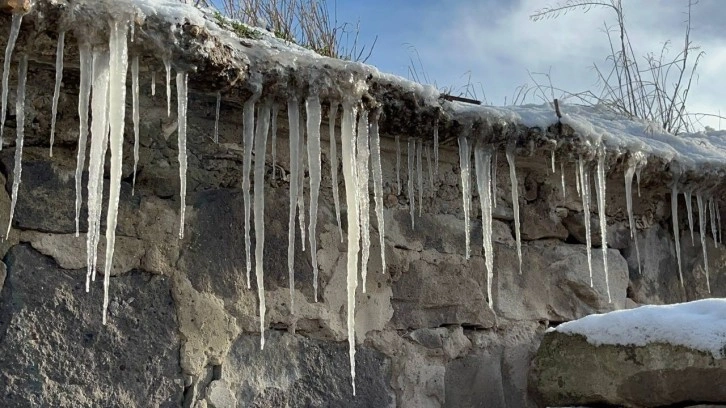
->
[340,102,360,396]
[254,101,271,349]
[636,167,642,197]
[270,104,278,179]
[287,98,301,314]
[164,57,171,117]
[407,138,415,229]
[297,112,306,252]
[131,55,140,195]
[433,121,439,180]
[595,151,611,303]
[86,49,110,292]
[551,150,556,174]
[396,135,401,195]
[176,71,188,240]
[357,110,371,293]
[671,185,684,289]
[370,111,386,275]
[151,70,156,96]
[710,198,718,247]
[506,147,522,274]
[50,31,66,157]
[242,95,259,289]
[717,201,722,245]
[306,96,322,302]
[417,139,423,216]
[426,143,433,195]
[492,152,497,208]
[102,20,130,325]
[624,158,641,274]
[697,194,710,293]
[474,144,494,307]
[560,161,566,199]
[458,136,472,260]
[685,191,694,244]
[214,91,221,144]
[0,14,23,147]
[579,156,593,287]
[575,161,581,197]
[5,54,28,239]
[329,103,343,242]
[74,44,92,238]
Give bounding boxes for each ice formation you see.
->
[357,110,371,292]
[492,152,497,207]
[672,185,684,288]
[176,71,188,240]
[395,135,401,195]
[595,150,611,303]
[550,150,555,173]
[579,156,593,286]
[49,31,65,157]
[560,161,565,199]
[685,191,694,244]
[297,114,306,252]
[709,198,718,246]
[102,20,130,324]
[242,95,258,288]
[1,14,23,147]
[474,144,494,307]
[506,147,522,274]
[416,138,423,216]
[407,138,415,229]
[151,70,156,96]
[287,98,301,313]
[74,43,92,237]
[164,57,171,117]
[697,194,710,293]
[369,111,386,275]
[458,136,472,259]
[253,101,271,349]
[624,154,642,274]
[306,96,322,301]
[131,55,140,195]
[329,103,343,241]
[426,143,433,194]
[214,91,221,144]
[270,104,278,178]
[433,121,439,179]
[6,54,28,239]
[340,102,360,396]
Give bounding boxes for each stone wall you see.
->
[1,25,725,408]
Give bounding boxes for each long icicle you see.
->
[103,20,129,324]
[270,104,278,178]
[426,143,433,196]
[242,94,259,289]
[254,101,271,349]
[395,135,401,195]
[575,162,581,197]
[214,91,221,144]
[176,71,188,240]
[131,55,140,195]
[1,14,23,148]
[86,49,110,292]
[407,138,415,229]
[697,194,710,293]
[370,111,386,274]
[341,102,360,396]
[306,96,322,302]
[297,111,306,252]
[433,120,439,180]
[417,139,423,216]
[492,152,498,207]
[672,185,684,289]
[287,98,301,314]
[579,156,593,286]
[75,43,92,237]
[458,136,472,259]
[624,158,641,274]
[506,146,522,274]
[474,143,494,307]
[50,31,66,157]
[560,161,566,199]
[151,70,156,96]
[709,198,718,247]
[595,150,611,303]
[5,54,28,239]
[329,103,343,242]
[164,57,171,117]
[717,201,723,245]
[357,110,371,292]
[685,191,694,244]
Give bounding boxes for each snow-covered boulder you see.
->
[530,299,726,407]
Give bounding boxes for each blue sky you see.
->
[212,0,726,129]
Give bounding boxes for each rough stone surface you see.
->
[0,245,183,407]
[531,330,726,407]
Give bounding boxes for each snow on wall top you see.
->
[549,299,726,358]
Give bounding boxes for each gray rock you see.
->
[223,331,395,407]
[0,245,183,407]
[531,330,726,407]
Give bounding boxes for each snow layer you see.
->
[551,299,726,358]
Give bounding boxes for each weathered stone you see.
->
[0,0,31,12]
[222,331,395,407]
[0,245,183,407]
[205,379,237,408]
[520,200,569,241]
[531,330,726,407]
[408,326,472,359]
